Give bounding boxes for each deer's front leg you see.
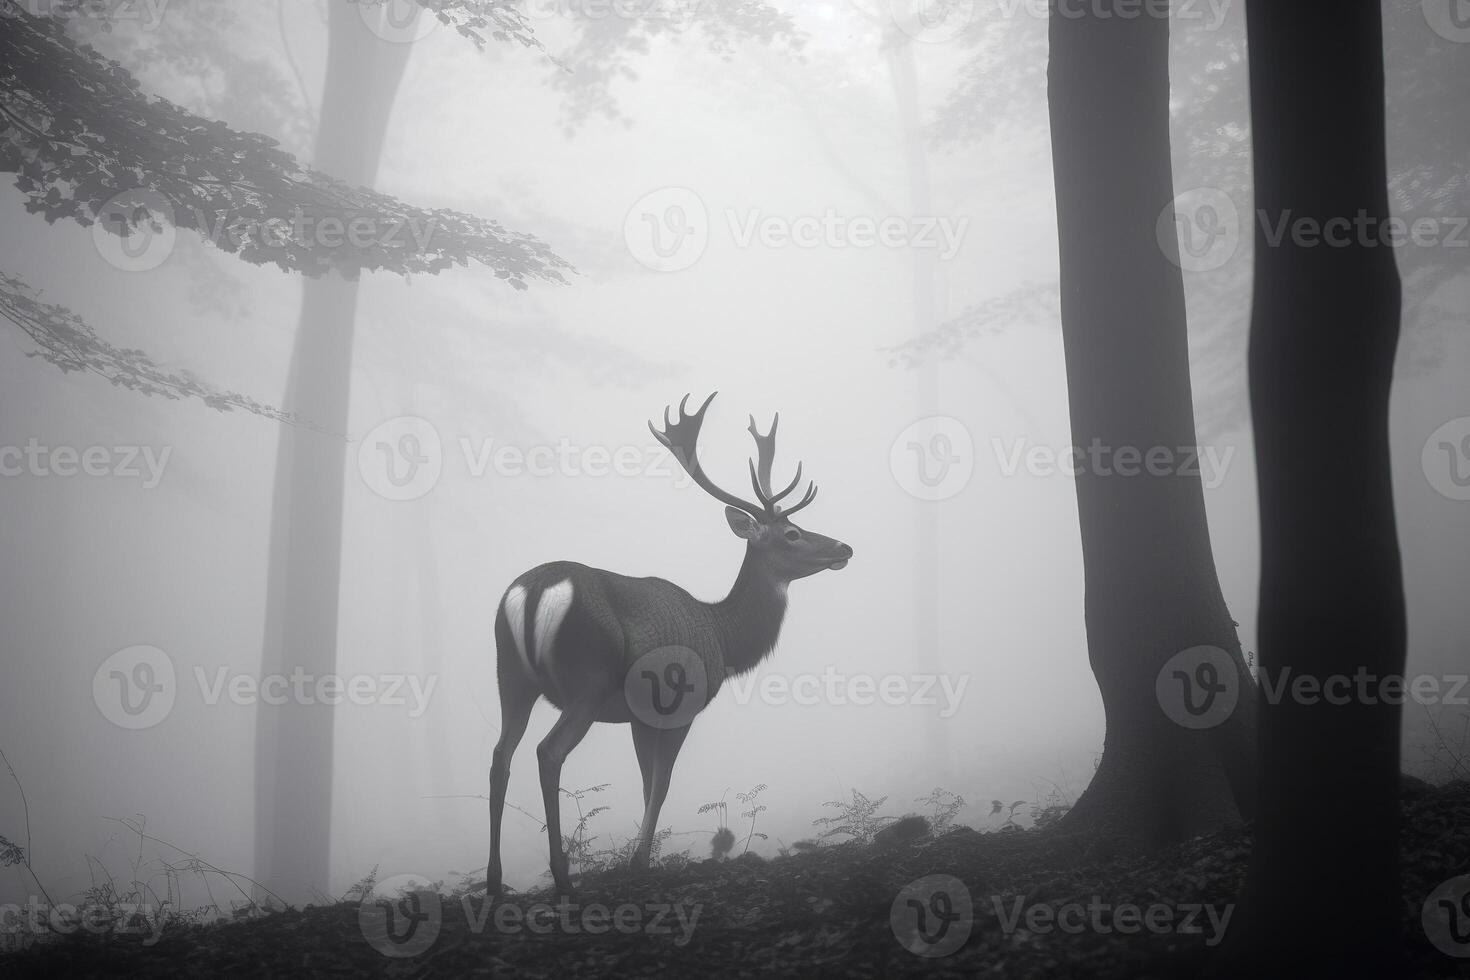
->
[629,722,691,871]
[537,700,600,897]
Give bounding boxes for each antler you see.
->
[649,394,818,521]
[649,393,767,518]
[746,413,780,499]
[773,480,818,518]
[746,414,815,518]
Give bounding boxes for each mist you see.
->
[1,1,1467,975]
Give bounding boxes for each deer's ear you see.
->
[724,506,761,539]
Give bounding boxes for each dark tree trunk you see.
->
[1047,1,1256,850]
[1227,3,1405,973]
[253,5,414,904]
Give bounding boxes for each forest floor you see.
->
[2,781,1467,978]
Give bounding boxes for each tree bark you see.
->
[253,4,415,904]
[1046,1,1256,850]
[1226,3,1405,973]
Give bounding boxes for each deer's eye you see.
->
[784,528,801,542]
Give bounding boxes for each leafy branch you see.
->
[0,5,572,284]
[1,269,301,425]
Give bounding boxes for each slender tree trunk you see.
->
[884,28,949,779]
[403,357,452,804]
[1226,4,1404,973]
[1046,1,1256,850]
[254,4,415,904]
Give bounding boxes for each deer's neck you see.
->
[712,548,789,676]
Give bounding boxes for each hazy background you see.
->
[1,0,1466,908]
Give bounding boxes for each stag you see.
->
[486,393,852,898]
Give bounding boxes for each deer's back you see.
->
[496,561,717,718]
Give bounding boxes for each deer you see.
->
[485,392,852,899]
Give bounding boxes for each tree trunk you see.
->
[884,27,949,781]
[253,4,415,904]
[1046,1,1256,850]
[1226,3,1404,973]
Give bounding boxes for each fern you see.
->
[916,788,965,835]
[697,788,731,830]
[559,785,613,874]
[812,789,894,844]
[736,784,769,855]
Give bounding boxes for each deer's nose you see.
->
[834,542,853,559]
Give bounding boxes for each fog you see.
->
[1,0,1465,919]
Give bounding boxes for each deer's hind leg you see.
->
[537,698,601,898]
[487,612,538,900]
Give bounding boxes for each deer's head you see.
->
[650,393,852,582]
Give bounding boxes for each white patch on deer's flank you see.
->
[503,585,534,679]
[534,581,574,698]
